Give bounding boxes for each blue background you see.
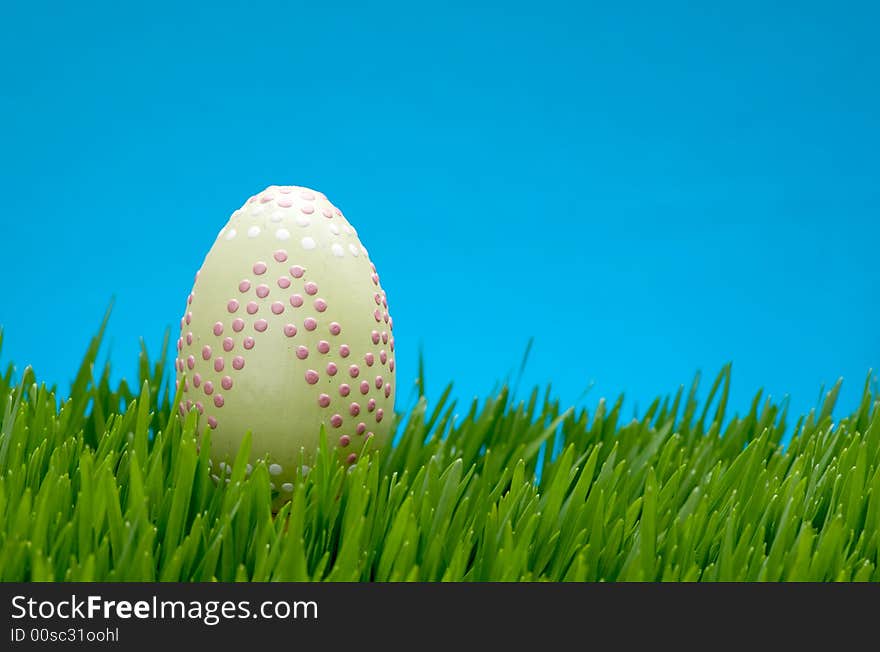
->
[1,1,877,425]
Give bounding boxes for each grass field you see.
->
[1,315,878,582]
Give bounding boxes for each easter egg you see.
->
[174,185,396,494]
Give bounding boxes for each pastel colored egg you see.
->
[175,185,396,498]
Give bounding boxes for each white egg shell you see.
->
[174,185,396,492]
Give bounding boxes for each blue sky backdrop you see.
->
[1,1,877,425]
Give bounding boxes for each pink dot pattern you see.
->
[176,187,396,463]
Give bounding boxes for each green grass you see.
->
[1,316,878,582]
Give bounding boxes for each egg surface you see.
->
[174,185,396,493]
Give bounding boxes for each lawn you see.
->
[1,314,878,581]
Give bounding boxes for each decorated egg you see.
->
[174,185,396,494]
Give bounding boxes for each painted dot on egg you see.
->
[296,345,309,359]
[330,414,343,428]
[317,340,330,354]
[314,298,327,312]
[239,280,251,292]
[305,369,320,384]
[284,324,297,337]
[329,322,341,336]
[227,299,240,313]
[304,317,317,331]
[331,243,345,257]
[256,284,270,298]
[253,262,268,275]
[290,294,304,308]
[359,381,369,394]
[232,356,245,370]
[247,302,259,314]
[232,318,245,332]
[290,265,305,278]
[327,362,338,376]
[254,319,268,332]
[304,281,318,295]
[202,345,212,360]
[223,337,234,352]
[301,236,316,250]
[243,336,255,350]
[278,277,291,289]
[339,384,351,397]
[271,301,285,315]
[339,435,351,447]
